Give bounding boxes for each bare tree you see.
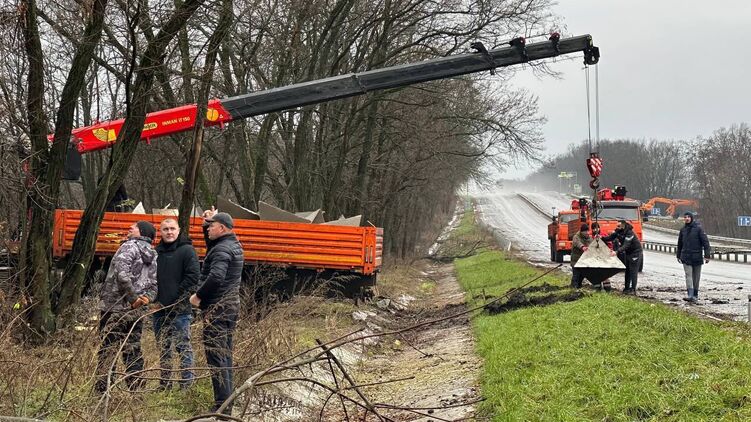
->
[17,0,109,338]
[691,124,751,238]
[58,0,209,315]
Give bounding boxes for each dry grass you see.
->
[0,274,365,421]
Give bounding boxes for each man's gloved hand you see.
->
[676,257,682,264]
[704,258,710,264]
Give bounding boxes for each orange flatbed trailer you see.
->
[53,210,383,276]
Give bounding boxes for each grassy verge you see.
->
[453,208,751,421]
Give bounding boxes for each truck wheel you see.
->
[555,250,565,263]
[550,239,556,262]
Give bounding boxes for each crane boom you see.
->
[62,34,599,154]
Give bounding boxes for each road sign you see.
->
[739,216,751,227]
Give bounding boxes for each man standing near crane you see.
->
[677,212,711,302]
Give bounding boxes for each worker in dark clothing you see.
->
[153,218,200,390]
[614,220,642,294]
[190,209,244,415]
[570,223,592,288]
[677,212,711,302]
[98,174,132,212]
[601,224,624,261]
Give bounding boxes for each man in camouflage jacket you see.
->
[95,221,158,393]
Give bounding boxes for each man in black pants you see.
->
[614,220,642,294]
[190,208,244,415]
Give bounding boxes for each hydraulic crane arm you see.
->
[63,34,599,154]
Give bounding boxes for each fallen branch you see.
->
[214,265,562,419]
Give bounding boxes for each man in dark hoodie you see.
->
[95,221,158,393]
[153,218,199,389]
[614,220,642,294]
[190,208,243,415]
[677,212,711,302]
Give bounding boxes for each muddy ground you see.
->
[226,259,485,422]
[353,261,483,421]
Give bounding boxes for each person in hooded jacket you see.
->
[570,223,592,288]
[153,218,199,389]
[677,212,711,302]
[614,220,642,294]
[95,221,158,393]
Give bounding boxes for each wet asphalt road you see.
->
[473,189,751,320]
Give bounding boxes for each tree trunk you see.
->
[21,0,109,338]
[57,0,206,315]
[251,115,278,208]
[178,0,233,230]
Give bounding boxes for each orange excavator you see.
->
[641,197,698,218]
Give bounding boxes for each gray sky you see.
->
[501,0,751,179]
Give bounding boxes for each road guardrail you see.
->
[643,224,751,247]
[643,241,751,264]
[520,193,751,265]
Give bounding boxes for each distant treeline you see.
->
[526,123,751,239]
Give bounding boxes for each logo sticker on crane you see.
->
[93,128,116,142]
[206,108,220,121]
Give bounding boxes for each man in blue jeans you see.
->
[154,218,200,389]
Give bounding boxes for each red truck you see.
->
[548,186,644,265]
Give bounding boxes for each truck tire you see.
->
[555,250,565,263]
[550,239,556,262]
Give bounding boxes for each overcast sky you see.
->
[500,0,751,179]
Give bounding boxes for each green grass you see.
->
[145,380,214,418]
[452,208,751,421]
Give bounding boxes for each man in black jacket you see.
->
[190,209,244,415]
[613,220,642,294]
[154,218,199,390]
[677,212,711,302]
[602,224,625,262]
